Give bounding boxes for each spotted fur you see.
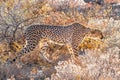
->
[10,23,103,62]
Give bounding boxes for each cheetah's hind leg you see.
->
[39,46,53,63]
[7,39,39,64]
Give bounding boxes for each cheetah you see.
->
[8,23,103,63]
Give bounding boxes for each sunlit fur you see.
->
[11,23,103,62]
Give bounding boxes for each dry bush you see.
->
[0,0,120,80]
[20,39,71,66]
[0,0,48,63]
[79,36,105,50]
[45,46,120,80]
[0,0,47,43]
[0,41,10,63]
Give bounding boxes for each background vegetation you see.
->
[0,0,120,80]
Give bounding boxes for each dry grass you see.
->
[0,1,120,79]
[0,18,120,80]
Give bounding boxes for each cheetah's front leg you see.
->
[66,44,76,59]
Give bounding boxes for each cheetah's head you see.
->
[86,29,103,39]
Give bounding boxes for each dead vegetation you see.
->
[0,0,120,80]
